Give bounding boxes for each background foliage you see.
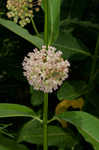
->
[0,0,99,150]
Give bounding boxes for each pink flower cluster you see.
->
[22,46,70,93]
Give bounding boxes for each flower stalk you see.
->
[31,17,39,36]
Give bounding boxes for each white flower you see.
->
[22,46,70,93]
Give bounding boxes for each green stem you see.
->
[43,93,48,150]
[47,117,57,124]
[88,35,99,88]
[43,0,49,149]
[31,18,39,36]
[44,0,48,48]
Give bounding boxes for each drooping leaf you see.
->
[0,18,44,49]
[55,98,84,128]
[30,86,44,106]
[18,120,78,148]
[0,103,35,118]
[57,80,88,100]
[56,111,99,150]
[0,133,28,150]
[54,32,91,59]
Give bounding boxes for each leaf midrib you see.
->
[54,43,91,56]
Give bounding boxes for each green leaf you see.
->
[0,133,28,150]
[54,32,91,59]
[30,86,44,106]
[0,18,44,49]
[0,145,9,150]
[42,0,61,45]
[18,120,77,148]
[0,103,35,118]
[57,80,88,100]
[48,0,61,45]
[57,111,99,150]
[61,19,99,31]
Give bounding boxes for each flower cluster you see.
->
[22,46,70,93]
[6,0,41,27]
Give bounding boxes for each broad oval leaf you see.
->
[0,103,35,118]
[56,111,99,150]
[57,80,88,100]
[18,120,78,148]
[0,18,44,49]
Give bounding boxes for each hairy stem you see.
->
[43,93,48,150]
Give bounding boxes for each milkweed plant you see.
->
[0,0,99,150]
